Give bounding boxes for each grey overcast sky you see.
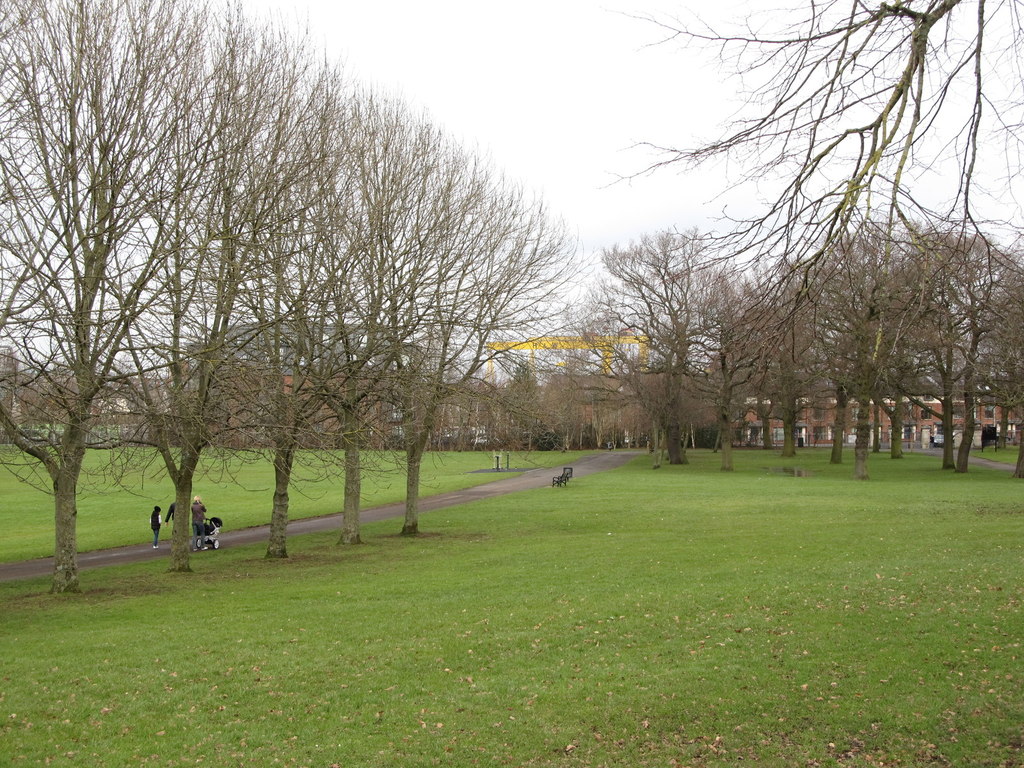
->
[242,0,747,270]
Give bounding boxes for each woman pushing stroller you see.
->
[191,495,208,551]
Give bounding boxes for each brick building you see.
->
[741,397,1017,449]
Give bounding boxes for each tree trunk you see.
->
[872,403,882,453]
[853,404,871,480]
[761,413,773,449]
[780,397,797,458]
[1014,439,1024,479]
[678,425,690,465]
[266,444,294,558]
[651,422,661,469]
[955,379,976,474]
[889,394,904,459]
[666,418,683,464]
[168,484,195,573]
[830,385,848,465]
[781,426,794,457]
[940,393,956,470]
[51,464,81,594]
[718,407,734,472]
[402,433,429,536]
[167,447,201,574]
[339,436,362,545]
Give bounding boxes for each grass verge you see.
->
[0,449,590,562]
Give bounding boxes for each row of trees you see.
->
[0,0,573,593]
[582,220,1024,480]
[561,1,1024,481]
[8,0,1024,594]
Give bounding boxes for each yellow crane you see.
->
[486,334,646,376]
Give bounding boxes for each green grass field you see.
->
[0,449,591,563]
[2,448,1023,766]
[972,446,1020,465]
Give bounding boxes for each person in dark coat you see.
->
[150,506,162,548]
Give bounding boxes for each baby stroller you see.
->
[196,516,223,550]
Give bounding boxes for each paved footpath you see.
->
[0,451,636,583]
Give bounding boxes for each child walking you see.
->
[150,505,162,548]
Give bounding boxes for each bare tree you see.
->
[770,311,816,458]
[302,89,573,541]
[321,92,438,546]
[690,268,762,472]
[124,8,318,571]
[910,225,1008,471]
[814,223,923,479]
[981,246,1024,476]
[386,140,572,536]
[944,234,992,472]
[644,2,1024,278]
[598,231,708,466]
[0,0,207,593]
[240,62,356,559]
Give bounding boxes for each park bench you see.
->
[552,467,573,487]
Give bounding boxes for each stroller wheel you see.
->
[212,539,220,550]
